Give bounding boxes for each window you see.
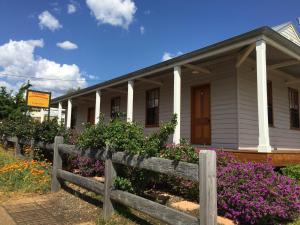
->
[146,88,159,126]
[267,81,274,126]
[289,88,300,129]
[111,97,121,119]
[71,107,77,129]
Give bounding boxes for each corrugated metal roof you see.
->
[51,26,300,104]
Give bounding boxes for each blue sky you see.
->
[0,0,299,96]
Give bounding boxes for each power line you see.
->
[0,73,101,82]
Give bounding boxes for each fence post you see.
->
[14,137,22,157]
[103,149,116,220]
[199,150,217,225]
[51,136,64,192]
[30,139,35,159]
[2,135,8,150]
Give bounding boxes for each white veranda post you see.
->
[58,102,62,125]
[256,40,272,152]
[95,89,101,124]
[40,108,44,123]
[127,80,134,122]
[66,98,72,129]
[173,66,181,144]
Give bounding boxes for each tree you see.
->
[0,83,31,120]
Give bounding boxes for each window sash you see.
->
[146,88,159,126]
[289,88,300,129]
[111,97,121,119]
[267,81,273,126]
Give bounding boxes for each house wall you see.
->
[72,57,239,149]
[180,58,238,148]
[132,57,238,148]
[237,62,300,150]
[74,102,94,131]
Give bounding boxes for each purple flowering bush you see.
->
[160,145,300,225]
[71,155,104,177]
[217,153,300,225]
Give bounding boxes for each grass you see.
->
[0,148,15,167]
[0,146,51,193]
[96,204,165,225]
[288,219,300,225]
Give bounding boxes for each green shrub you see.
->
[0,117,69,144]
[281,164,300,182]
[33,119,70,143]
[114,176,134,193]
[159,138,198,163]
[105,118,144,153]
[77,116,107,150]
[76,114,177,157]
[0,116,34,139]
[142,114,177,157]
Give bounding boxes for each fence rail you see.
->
[2,135,217,225]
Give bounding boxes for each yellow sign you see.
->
[26,90,51,108]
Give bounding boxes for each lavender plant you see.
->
[217,158,300,224]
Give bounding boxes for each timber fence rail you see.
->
[1,135,53,157]
[2,135,218,225]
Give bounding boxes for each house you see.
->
[30,108,66,123]
[51,23,300,165]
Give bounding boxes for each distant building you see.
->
[30,108,65,123]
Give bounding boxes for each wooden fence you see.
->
[2,135,217,225]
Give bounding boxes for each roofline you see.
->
[273,21,300,41]
[51,26,300,104]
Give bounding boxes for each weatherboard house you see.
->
[51,22,300,164]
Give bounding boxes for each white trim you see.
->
[264,35,300,60]
[40,108,44,123]
[67,98,72,129]
[269,59,300,69]
[173,66,181,144]
[58,102,62,125]
[256,40,273,152]
[127,80,134,122]
[236,43,255,68]
[95,90,101,124]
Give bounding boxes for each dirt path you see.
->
[0,184,168,225]
[0,189,101,225]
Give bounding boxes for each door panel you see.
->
[87,107,95,124]
[191,85,211,145]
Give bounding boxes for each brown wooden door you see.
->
[87,107,95,124]
[191,84,211,145]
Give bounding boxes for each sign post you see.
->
[26,90,51,121]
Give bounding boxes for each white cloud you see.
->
[0,39,86,96]
[162,51,183,61]
[86,0,137,29]
[140,26,145,35]
[0,81,15,92]
[38,11,62,31]
[68,4,77,14]
[57,41,78,50]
